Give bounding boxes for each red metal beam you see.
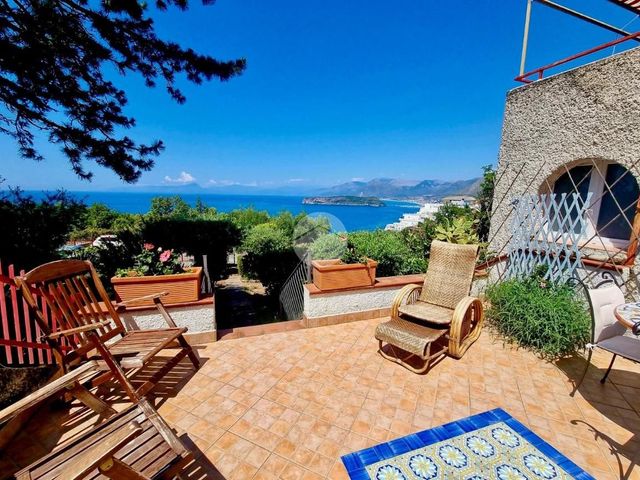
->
[516,30,640,83]
[609,0,640,15]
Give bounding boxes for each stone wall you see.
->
[489,46,640,290]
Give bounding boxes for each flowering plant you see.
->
[116,243,184,277]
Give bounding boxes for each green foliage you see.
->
[147,196,193,220]
[341,230,427,277]
[401,219,438,259]
[194,198,219,219]
[476,165,495,242]
[434,216,480,244]
[70,203,143,241]
[68,230,142,290]
[146,196,219,221]
[340,239,369,266]
[240,224,299,295]
[111,213,144,233]
[83,203,119,229]
[308,234,347,260]
[142,218,240,280]
[486,274,590,359]
[238,212,332,295]
[1,0,244,182]
[116,244,183,277]
[433,203,473,225]
[0,190,86,270]
[227,207,270,236]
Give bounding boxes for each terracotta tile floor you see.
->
[3,317,640,479]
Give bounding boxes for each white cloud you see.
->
[164,171,196,184]
[207,179,259,187]
[207,179,236,186]
[351,177,365,182]
[288,178,306,183]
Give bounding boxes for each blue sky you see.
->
[1,0,638,190]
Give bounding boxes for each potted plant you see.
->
[311,238,377,291]
[111,243,202,306]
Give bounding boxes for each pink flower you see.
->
[143,243,155,251]
[159,249,172,263]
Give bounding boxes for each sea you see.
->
[24,191,420,232]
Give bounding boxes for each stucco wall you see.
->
[304,285,406,319]
[120,304,215,334]
[491,46,640,252]
[489,47,640,289]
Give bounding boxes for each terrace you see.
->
[1,317,639,479]
[2,3,640,480]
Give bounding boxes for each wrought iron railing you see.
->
[279,253,312,320]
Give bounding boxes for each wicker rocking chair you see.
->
[375,240,484,373]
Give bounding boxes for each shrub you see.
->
[401,219,437,259]
[0,190,86,270]
[486,275,590,359]
[240,224,299,295]
[67,229,142,290]
[146,196,218,220]
[308,234,346,260]
[433,203,473,225]
[475,164,495,242]
[227,207,270,237]
[116,244,183,277]
[434,216,480,244]
[142,218,241,280]
[342,230,426,277]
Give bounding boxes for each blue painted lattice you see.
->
[506,193,592,283]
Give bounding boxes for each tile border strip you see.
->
[340,408,595,480]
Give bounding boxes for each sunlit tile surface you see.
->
[2,318,640,479]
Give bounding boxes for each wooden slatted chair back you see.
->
[16,260,125,364]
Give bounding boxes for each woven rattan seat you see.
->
[398,302,453,325]
[375,318,447,356]
[375,240,484,373]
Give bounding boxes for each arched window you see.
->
[548,161,639,249]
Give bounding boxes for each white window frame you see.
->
[549,160,635,252]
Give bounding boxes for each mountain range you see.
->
[318,177,481,198]
[122,177,481,198]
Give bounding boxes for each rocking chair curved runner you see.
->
[375,240,484,373]
[15,259,200,402]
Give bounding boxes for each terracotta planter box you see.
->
[111,267,202,307]
[312,259,378,291]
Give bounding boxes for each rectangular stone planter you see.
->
[111,267,202,307]
[312,259,377,291]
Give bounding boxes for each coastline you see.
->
[21,190,420,232]
[380,197,423,206]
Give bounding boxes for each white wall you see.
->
[120,304,215,334]
[304,285,407,319]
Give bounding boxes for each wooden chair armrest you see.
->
[116,291,181,329]
[451,296,483,323]
[56,421,143,480]
[391,284,423,319]
[0,361,99,424]
[48,320,112,340]
[449,296,485,358]
[115,291,169,310]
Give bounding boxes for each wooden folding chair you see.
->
[16,260,200,402]
[14,398,192,480]
[0,361,114,449]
